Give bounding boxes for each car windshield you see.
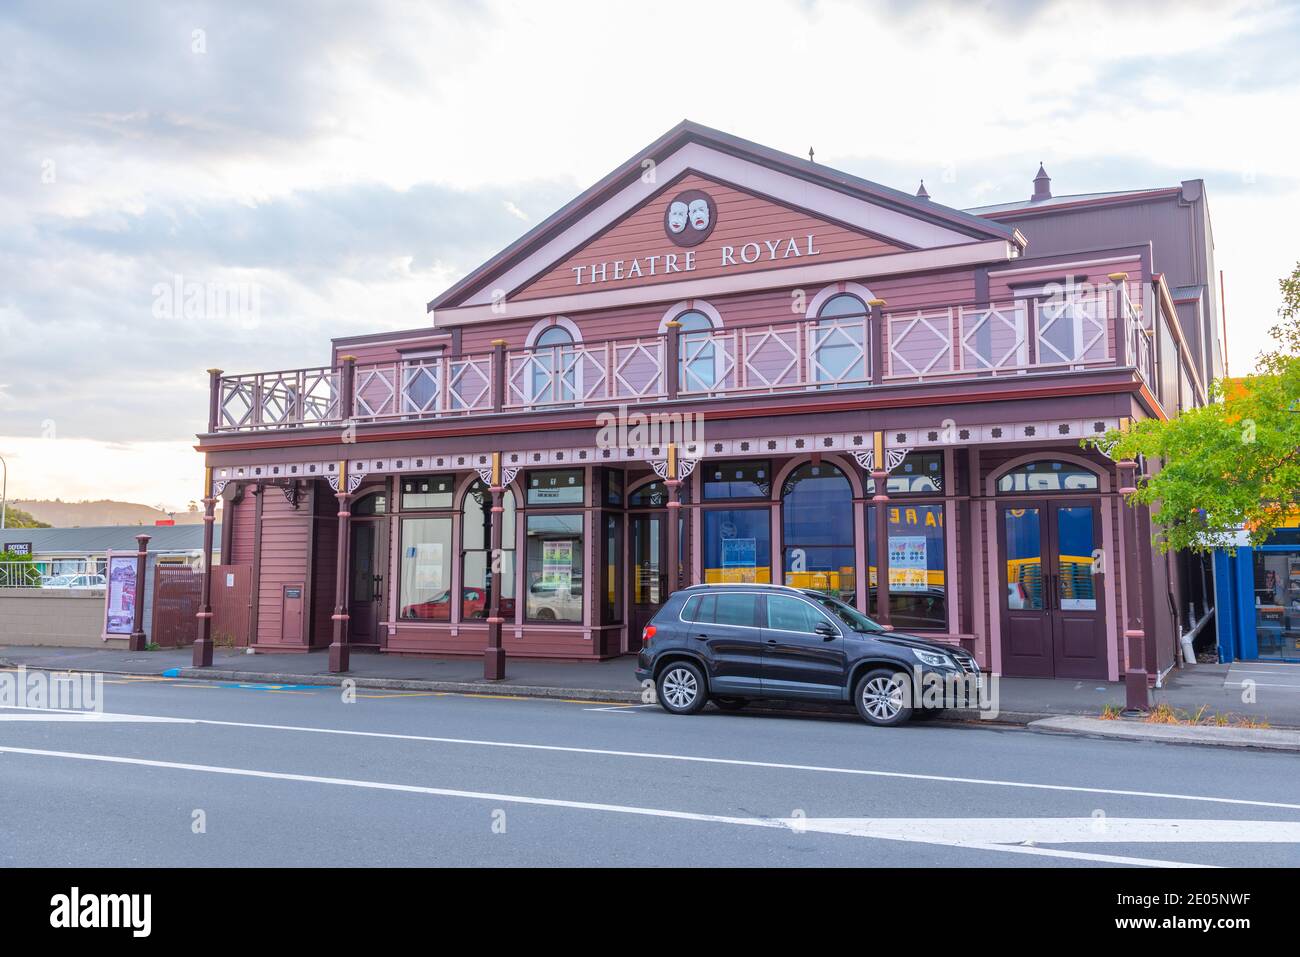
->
[806,593,884,633]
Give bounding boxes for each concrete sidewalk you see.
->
[1,643,1295,729]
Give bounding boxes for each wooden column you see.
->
[868,299,887,385]
[338,354,357,426]
[491,339,507,413]
[484,452,507,680]
[192,470,217,667]
[328,462,352,673]
[665,443,681,598]
[206,369,223,432]
[665,319,681,399]
[870,431,892,630]
[1110,272,1131,367]
[1118,449,1150,714]
[127,533,150,651]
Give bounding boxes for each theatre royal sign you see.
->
[569,188,821,287]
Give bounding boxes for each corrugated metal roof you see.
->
[2,525,219,556]
[965,188,1163,215]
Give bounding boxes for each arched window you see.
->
[781,462,855,601]
[996,460,1100,494]
[530,323,577,405]
[811,293,868,387]
[674,308,725,392]
[461,480,516,620]
[352,490,387,514]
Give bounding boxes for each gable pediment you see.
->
[432,125,1020,317]
[512,172,905,301]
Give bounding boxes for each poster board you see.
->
[540,540,574,594]
[102,550,138,638]
[888,535,928,592]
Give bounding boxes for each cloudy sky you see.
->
[1,0,1298,510]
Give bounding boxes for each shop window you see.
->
[525,513,584,622]
[398,516,453,621]
[997,460,1099,494]
[703,508,771,584]
[867,503,947,630]
[628,479,691,508]
[353,491,387,515]
[527,468,584,506]
[703,460,771,500]
[603,468,624,507]
[461,481,516,620]
[603,514,622,624]
[1253,548,1300,659]
[781,462,855,602]
[401,475,454,510]
[868,451,944,495]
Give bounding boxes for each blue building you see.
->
[1214,518,1300,662]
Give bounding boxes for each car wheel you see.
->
[854,668,913,727]
[711,696,747,712]
[657,661,707,715]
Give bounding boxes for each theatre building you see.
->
[193,121,1221,683]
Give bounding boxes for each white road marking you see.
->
[792,817,1300,844]
[0,711,194,723]
[582,704,655,712]
[4,704,1299,812]
[0,744,1215,868]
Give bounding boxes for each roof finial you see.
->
[1032,161,1052,202]
[916,179,931,200]
[808,146,815,164]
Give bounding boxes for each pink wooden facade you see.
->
[195,121,1214,682]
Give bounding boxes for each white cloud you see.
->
[1,0,1297,507]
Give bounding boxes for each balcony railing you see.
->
[207,287,1159,433]
[352,353,494,421]
[504,337,665,409]
[217,366,341,431]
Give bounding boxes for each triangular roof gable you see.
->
[430,120,1021,311]
[511,171,907,301]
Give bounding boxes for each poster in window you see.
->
[888,535,928,592]
[103,553,137,636]
[541,540,574,593]
[407,542,444,592]
[720,537,757,583]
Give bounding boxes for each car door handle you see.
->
[765,639,778,646]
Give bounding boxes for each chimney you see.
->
[1032,162,1052,202]
[916,180,931,200]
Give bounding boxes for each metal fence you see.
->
[0,559,102,589]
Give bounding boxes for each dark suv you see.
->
[634,584,980,726]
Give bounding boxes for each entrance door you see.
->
[348,519,385,645]
[629,512,666,641]
[998,500,1107,678]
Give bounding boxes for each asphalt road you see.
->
[2,672,1299,867]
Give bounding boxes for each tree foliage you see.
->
[1085,262,1300,553]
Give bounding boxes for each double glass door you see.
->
[998,499,1107,678]
[629,512,666,642]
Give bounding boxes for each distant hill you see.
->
[0,505,50,528]
[7,500,219,527]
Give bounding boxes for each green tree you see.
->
[1085,262,1300,553]
[0,505,50,529]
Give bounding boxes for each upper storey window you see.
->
[811,293,868,387]
[529,322,578,405]
[675,308,723,392]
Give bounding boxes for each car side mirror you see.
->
[815,621,837,639]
